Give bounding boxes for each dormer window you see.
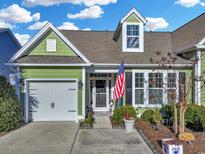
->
[113,8,146,53]
[127,24,139,48]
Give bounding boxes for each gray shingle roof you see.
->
[60,30,190,64]
[172,13,205,52]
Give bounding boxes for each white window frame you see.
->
[122,22,144,53]
[46,39,56,52]
[132,70,179,108]
[134,73,145,105]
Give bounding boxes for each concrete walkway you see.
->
[0,122,78,154]
[94,112,112,129]
[71,129,153,154]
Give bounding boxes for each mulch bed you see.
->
[136,119,205,154]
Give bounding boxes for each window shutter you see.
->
[126,72,132,105]
[179,72,186,102]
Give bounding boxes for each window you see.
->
[126,25,139,48]
[167,73,177,103]
[135,73,144,104]
[149,73,163,104]
[46,39,56,52]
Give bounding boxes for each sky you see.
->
[0,0,204,45]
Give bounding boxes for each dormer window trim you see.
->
[122,22,144,53]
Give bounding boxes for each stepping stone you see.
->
[94,112,112,129]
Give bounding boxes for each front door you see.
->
[96,80,107,109]
[92,79,111,111]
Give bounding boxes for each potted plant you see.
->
[123,112,136,132]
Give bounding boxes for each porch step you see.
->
[94,113,112,129]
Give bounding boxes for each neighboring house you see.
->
[0,29,21,78]
[8,8,205,123]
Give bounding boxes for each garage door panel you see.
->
[28,81,77,121]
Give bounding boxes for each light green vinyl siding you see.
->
[126,13,140,23]
[29,31,77,56]
[20,66,83,115]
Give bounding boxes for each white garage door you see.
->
[28,81,77,121]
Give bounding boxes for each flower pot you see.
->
[123,119,135,132]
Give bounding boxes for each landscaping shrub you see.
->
[185,104,205,131]
[112,105,137,124]
[0,75,24,132]
[0,98,23,132]
[140,109,155,123]
[140,109,162,125]
[160,103,205,131]
[84,112,95,126]
[0,76,17,101]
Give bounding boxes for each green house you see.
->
[8,8,205,123]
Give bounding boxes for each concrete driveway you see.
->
[71,129,153,154]
[0,122,78,154]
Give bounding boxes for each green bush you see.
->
[0,98,23,132]
[0,76,16,101]
[160,104,174,120]
[185,104,205,131]
[84,112,95,125]
[140,109,162,125]
[112,105,137,124]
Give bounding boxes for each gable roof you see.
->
[0,28,21,48]
[9,22,90,64]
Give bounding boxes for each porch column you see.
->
[195,50,201,105]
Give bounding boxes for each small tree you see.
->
[150,51,203,134]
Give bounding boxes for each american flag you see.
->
[113,61,125,100]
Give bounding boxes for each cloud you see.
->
[58,22,79,30]
[28,21,48,30]
[15,33,31,45]
[0,20,14,29]
[67,5,103,19]
[22,0,117,7]
[146,17,169,31]
[32,12,41,22]
[82,28,91,31]
[0,4,40,23]
[175,0,201,7]
[81,0,117,6]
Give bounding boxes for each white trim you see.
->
[195,50,201,105]
[24,78,79,123]
[132,70,180,108]
[93,63,193,67]
[82,67,86,116]
[122,22,144,53]
[120,8,146,24]
[9,22,90,63]
[6,63,91,67]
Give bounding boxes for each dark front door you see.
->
[95,80,107,108]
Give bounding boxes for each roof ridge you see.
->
[173,12,205,32]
